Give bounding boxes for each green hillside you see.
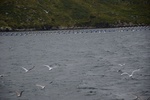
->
[0,0,150,31]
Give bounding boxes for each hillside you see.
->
[0,0,150,31]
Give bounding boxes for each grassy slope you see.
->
[0,0,149,30]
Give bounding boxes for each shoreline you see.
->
[0,25,149,32]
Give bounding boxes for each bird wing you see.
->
[15,90,24,97]
[19,90,24,96]
[121,72,130,76]
[44,65,50,68]
[118,64,123,66]
[22,67,28,72]
[36,84,45,88]
[44,65,52,70]
[131,69,140,75]
[28,66,35,71]
[118,63,125,66]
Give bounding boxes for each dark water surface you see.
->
[0,27,150,100]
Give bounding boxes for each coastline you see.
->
[0,24,149,32]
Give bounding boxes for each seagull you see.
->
[121,69,140,77]
[43,65,53,70]
[36,84,45,89]
[118,63,125,66]
[132,94,141,100]
[15,90,24,97]
[43,9,48,14]
[21,66,35,72]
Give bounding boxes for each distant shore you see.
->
[0,24,149,32]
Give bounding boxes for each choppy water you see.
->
[0,26,150,100]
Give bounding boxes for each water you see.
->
[0,26,150,100]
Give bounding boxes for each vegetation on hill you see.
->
[0,0,150,31]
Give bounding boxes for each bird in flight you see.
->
[15,90,24,97]
[36,84,45,89]
[118,63,125,66]
[43,65,53,70]
[121,69,140,77]
[21,66,35,72]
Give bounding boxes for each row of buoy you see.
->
[0,26,149,36]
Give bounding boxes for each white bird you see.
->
[118,63,125,66]
[21,66,35,72]
[15,90,24,97]
[132,94,142,100]
[43,65,53,70]
[43,9,48,14]
[36,84,45,89]
[121,69,140,77]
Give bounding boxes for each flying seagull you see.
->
[43,65,53,70]
[36,84,45,89]
[21,66,35,72]
[121,69,140,77]
[118,63,125,66]
[132,94,142,100]
[15,90,24,97]
[43,9,48,14]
